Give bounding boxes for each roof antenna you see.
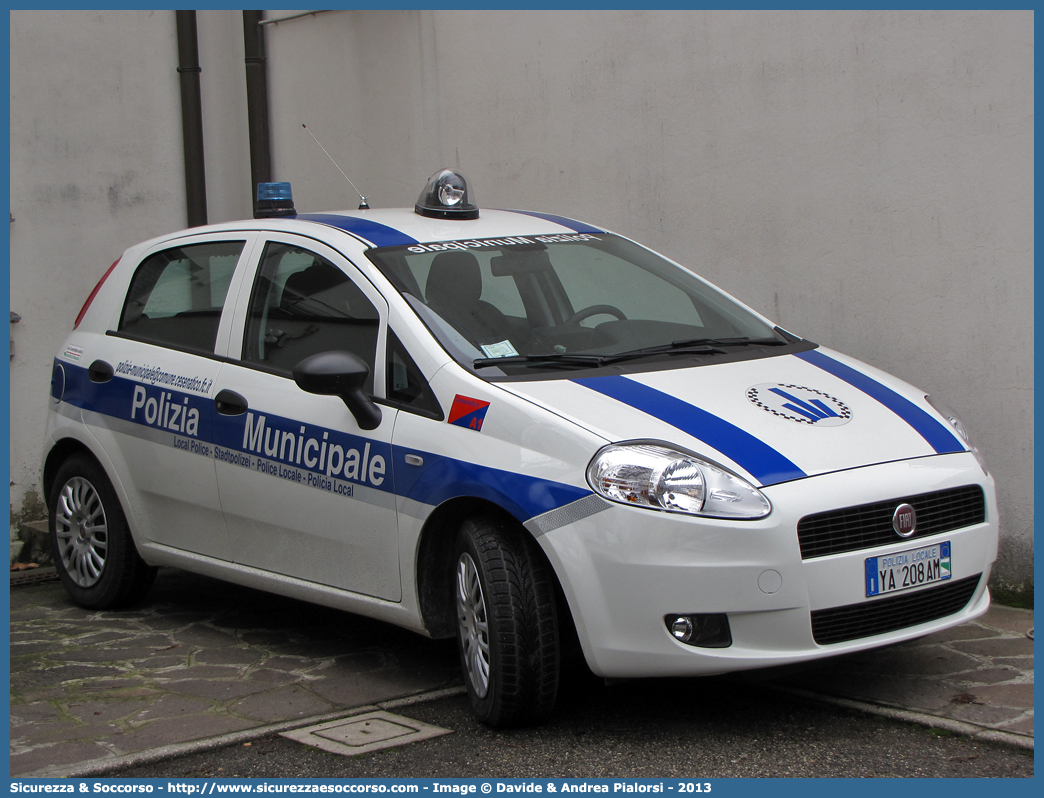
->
[301,124,370,210]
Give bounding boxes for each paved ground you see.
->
[9,567,1034,778]
[767,602,1034,738]
[10,568,461,777]
[112,675,1033,779]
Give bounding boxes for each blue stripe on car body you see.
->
[796,350,964,455]
[392,448,591,522]
[57,361,589,523]
[573,375,806,486]
[296,214,419,247]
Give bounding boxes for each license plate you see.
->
[865,541,951,597]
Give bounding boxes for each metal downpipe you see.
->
[243,11,272,202]
[175,10,208,228]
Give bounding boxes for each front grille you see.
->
[797,485,985,559]
[810,574,981,645]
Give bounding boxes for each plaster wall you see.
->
[196,9,253,224]
[8,9,256,523]
[9,10,185,511]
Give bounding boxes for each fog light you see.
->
[664,614,732,648]
[670,616,693,642]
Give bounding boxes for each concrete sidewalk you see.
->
[10,568,1034,777]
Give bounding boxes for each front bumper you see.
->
[539,452,997,678]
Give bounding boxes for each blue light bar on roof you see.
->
[255,182,296,219]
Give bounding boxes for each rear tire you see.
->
[49,453,156,609]
[454,516,560,727]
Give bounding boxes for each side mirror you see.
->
[293,351,382,431]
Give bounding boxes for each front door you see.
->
[212,236,401,601]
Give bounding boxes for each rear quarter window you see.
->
[118,240,245,353]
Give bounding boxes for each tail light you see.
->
[74,258,120,329]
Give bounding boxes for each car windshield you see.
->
[367,233,784,376]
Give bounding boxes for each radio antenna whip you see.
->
[302,124,370,210]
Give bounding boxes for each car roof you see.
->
[158,208,607,250]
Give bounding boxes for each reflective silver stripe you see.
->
[524,493,610,537]
[397,496,435,521]
[83,408,178,446]
[54,401,82,423]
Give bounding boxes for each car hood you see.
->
[499,347,968,487]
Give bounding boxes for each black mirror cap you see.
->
[293,350,369,394]
[293,351,382,430]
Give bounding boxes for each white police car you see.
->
[44,169,998,727]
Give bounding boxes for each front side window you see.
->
[118,240,244,353]
[242,242,380,393]
[386,330,442,419]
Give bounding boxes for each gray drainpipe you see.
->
[176,10,208,228]
[243,11,272,203]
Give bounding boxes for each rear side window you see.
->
[242,242,380,393]
[118,241,245,353]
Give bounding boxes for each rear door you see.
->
[79,233,257,559]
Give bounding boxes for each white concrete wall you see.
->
[8,9,254,517]
[8,10,1033,587]
[9,10,185,512]
[260,9,1033,588]
[196,9,253,224]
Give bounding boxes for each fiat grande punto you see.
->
[43,170,998,726]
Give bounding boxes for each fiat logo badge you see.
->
[892,503,917,538]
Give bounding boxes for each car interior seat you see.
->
[424,251,511,344]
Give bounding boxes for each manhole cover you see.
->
[281,711,452,756]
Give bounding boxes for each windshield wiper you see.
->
[602,336,787,364]
[473,353,607,370]
[672,336,785,348]
[473,337,789,370]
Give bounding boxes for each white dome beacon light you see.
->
[415,169,479,220]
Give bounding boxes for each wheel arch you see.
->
[414,495,571,641]
[43,437,102,507]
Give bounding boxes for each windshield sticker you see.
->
[449,395,491,432]
[480,340,519,359]
[747,383,852,427]
[406,233,602,254]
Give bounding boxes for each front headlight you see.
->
[925,394,988,475]
[586,443,771,519]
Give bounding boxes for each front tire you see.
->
[49,453,156,609]
[454,516,560,727]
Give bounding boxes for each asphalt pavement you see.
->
[9,566,1034,778]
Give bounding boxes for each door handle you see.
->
[214,389,248,416]
[88,360,114,383]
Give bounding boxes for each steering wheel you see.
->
[563,304,628,325]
